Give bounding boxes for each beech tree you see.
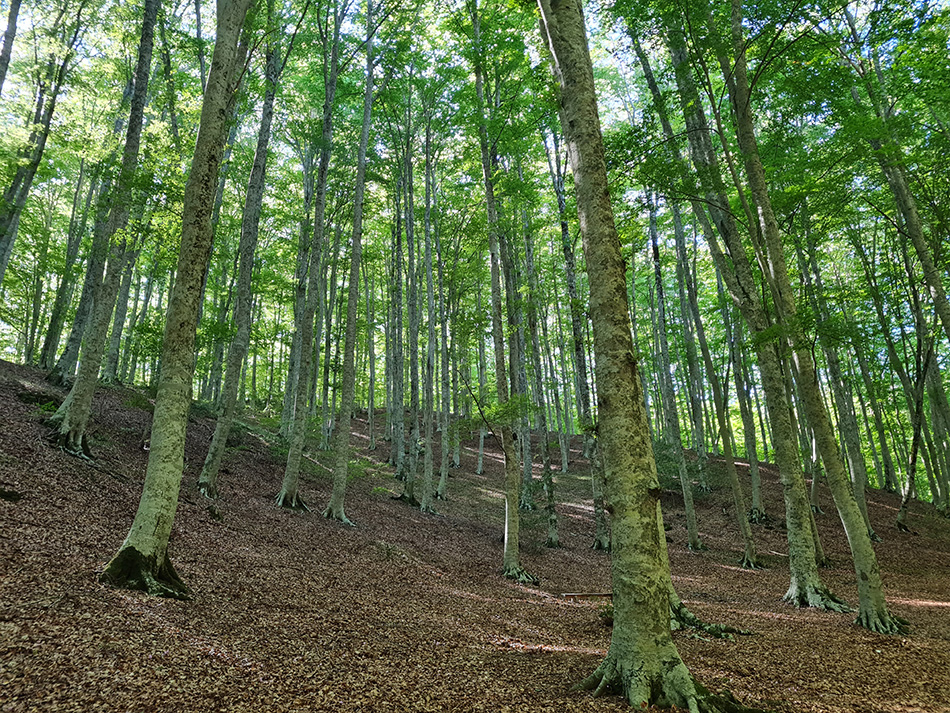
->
[100,0,254,596]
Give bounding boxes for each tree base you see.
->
[48,423,92,460]
[100,546,190,600]
[576,652,766,712]
[783,581,852,612]
[747,508,769,525]
[591,535,610,552]
[502,564,539,585]
[545,536,561,549]
[275,489,310,512]
[855,609,909,635]
[322,506,355,526]
[738,552,760,569]
[197,479,218,500]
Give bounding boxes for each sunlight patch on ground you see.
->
[890,597,950,608]
[486,634,605,656]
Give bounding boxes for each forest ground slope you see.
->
[0,359,948,713]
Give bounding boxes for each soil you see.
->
[0,358,948,713]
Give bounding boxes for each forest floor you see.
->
[0,359,948,713]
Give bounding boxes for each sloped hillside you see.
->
[0,359,948,713]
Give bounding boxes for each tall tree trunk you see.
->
[49,0,159,455]
[470,0,534,585]
[649,193,702,551]
[727,0,901,633]
[665,18,842,612]
[0,0,22,97]
[100,0,254,597]
[276,0,344,509]
[324,0,375,525]
[199,23,280,498]
[39,159,94,370]
[536,1,729,707]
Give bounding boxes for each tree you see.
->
[100,0,255,597]
[535,0,756,709]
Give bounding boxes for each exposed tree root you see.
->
[48,426,92,460]
[545,536,561,549]
[670,598,750,639]
[502,564,539,585]
[275,490,310,512]
[575,655,768,712]
[783,581,852,612]
[197,480,218,500]
[869,528,882,542]
[590,535,610,551]
[322,506,355,527]
[419,502,438,515]
[855,609,909,635]
[393,492,419,507]
[738,553,760,570]
[100,546,190,600]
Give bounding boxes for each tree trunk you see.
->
[727,0,901,633]
[276,0,344,509]
[649,193,702,551]
[470,0,534,585]
[199,25,280,498]
[100,0,253,597]
[325,2,375,525]
[0,0,21,97]
[536,1,735,708]
[49,0,160,455]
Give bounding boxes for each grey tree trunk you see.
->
[324,1,375,525]
[100,0,253,598]
[0,5,84,287]
[0,0,22,97]
[727,0,901,633]
[276,0,345,509]
[40,159,95,370]
[470,0,534,585]
[649,193,702,551]
[49,0,159,455]
[665,19,842,612]
[199,26,280,498]
[419,111,437,515]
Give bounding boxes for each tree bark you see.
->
[100,0,254,597]
[200,22,280,498]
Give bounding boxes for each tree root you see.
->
[419,502,438,515]
[783,581,852,612]
[197,480,218,500]
[275,490,310,512]
[322,506,355,527]
[670,598,750,639]
[100,546,190,600]
[855,609,909,635]
[502,564,539,585]
[738,553,761,570]
[576,655,768,712]
[48,427,92,460]
[590,535,610,552]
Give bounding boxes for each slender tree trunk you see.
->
[277,0,344,509]
[49,0,159,455]
[199,27,280,498]
[727,0,901,633]
[649,193,702,551]
[324,1,375,525]
[100,0,253,597]
[0,0,21,97]
[470,0,534,585]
